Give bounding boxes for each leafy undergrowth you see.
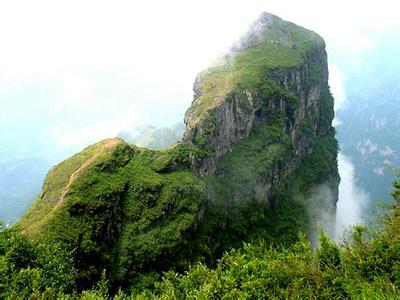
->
[16,139,206,290]
[19,138,119,239]
[141,183,400,299]
[186,107,338,260]
[144,216,399,299]
[1,180,399,299]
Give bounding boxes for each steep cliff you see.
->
[184,12,333,185]
[183,12,338,247]
[18,12,338,289]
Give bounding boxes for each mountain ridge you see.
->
[17,12,339,290]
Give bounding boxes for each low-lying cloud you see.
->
[335,153,368,241]
[329,64,347,111]
[307,184,337,246]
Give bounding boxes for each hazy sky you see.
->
[1,0,399,161]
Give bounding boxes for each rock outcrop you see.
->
[183,12,337,210]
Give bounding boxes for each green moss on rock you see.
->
[186,12,324,128]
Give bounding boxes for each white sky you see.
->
[0,0,399,155]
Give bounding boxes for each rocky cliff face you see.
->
[183,13,337,211]
[19,12,339,289]
[184,51,328,176]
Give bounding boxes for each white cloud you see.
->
[0,0,399,150]
[1,0,396,82]
[332,118,342,127]
[329,64,347,111]
[265,0,400,54]
[53,73,93,111]
[50,105,142,146]
[335,153,369,241]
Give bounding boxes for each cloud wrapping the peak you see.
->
[0,0,399,153]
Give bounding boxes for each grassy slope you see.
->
[20,138,122,239]
[187,14,324,127]
[18,139,205,288]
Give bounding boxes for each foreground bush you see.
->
[1,180,399,299]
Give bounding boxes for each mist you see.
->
[1,0,399,162]
[335,154,368,240]
[329,63,370,241]
[306,184,337,245]
[328,47,369,241]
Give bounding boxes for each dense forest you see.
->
[1,180,399,298]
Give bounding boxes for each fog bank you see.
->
[335,153,368,241]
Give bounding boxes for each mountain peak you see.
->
[17,12,338,291]
[252,11,281,33]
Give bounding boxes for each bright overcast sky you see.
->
[0,0,399,160]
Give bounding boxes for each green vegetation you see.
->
[184,44,337,256]
[0,229,77,298]
[17,139,206,290]
[1,10,397,299]
[190,123,338,260]
[12,12,334,292]
[212,122,290,202]
[1,11,346,299]
[186,13,324,127]
[143,181,400,299]
[1,181,399,298]
[146,197,400,299]
[20,140,111,238]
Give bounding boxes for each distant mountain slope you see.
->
[336,29,400,211]
[0,158,50,224]
[0,124,184,225]
[118,123,184,149]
